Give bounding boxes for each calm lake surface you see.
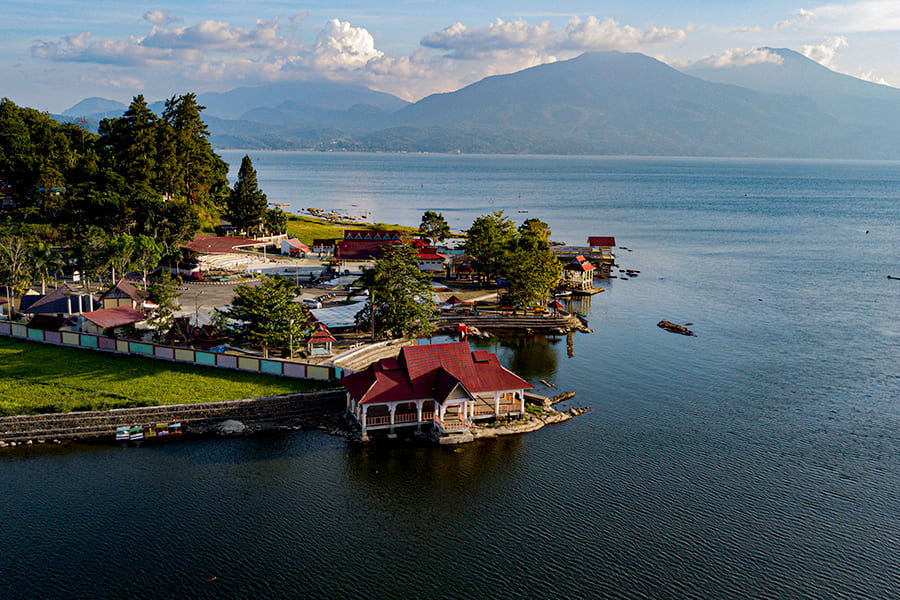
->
[3,154,900,599]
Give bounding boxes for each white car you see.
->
[302,298,322,309]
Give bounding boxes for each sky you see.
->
[4,0,900,113]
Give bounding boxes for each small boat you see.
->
[116,426,130,441]
[168,423,182,436]
[156,423,170,437]
[129,426,144,441]
[145,426,157,438]
[574,311,589,325]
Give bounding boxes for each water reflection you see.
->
[470,334,559,380]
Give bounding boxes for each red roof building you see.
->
[79,306,146,334]
[306,323,337,356]
[562,255,596,290]
[183,234,267,254]
[587,236,616,261]
[341,341,532,439]
[336,230,402,259]
[587,236,616,248]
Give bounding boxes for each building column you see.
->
[361,405,369,439]
[389,403,396,434]
[494,391,500,416]
[416,400,423,431]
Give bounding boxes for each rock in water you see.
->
[216,420,246,435]
[657,320,694,336]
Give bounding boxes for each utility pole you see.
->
[370,288,375,342]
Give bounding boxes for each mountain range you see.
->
[58,49,900,159]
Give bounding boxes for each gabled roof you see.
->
[307,324,337,344]
[282,238,311,252]
[312,238,336,247]
[343,230,400,241]
[564,255,595,272]
[342,341,532,405]
[81,306,146,329]
[99,279,146,303]
[588,236,616,247]
[20,285,100,315]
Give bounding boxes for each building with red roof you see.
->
[416,248,448,272]
[587,236,616,261]
[306,323,337,356]
[183,234,268,255]
[336,230,402,259]
[79,306,146,335]
[562,255,596,290]
[341,341,532,439]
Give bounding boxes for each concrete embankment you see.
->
[0,390,346,445]
[433,313,584,333]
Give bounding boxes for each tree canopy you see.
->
[356,243,436,338]
[464,210,516,284]
[215,276,313,358]
[227,155,268,233]
[419,210,451,244]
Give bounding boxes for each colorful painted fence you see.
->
[0,322,342,381]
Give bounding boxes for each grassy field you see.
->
[285,214,419,246]
[0,337,338,417]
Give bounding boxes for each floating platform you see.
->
[571,287,605,296]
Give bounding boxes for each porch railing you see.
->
[435,417,468,433]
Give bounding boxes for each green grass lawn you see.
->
[285,214,419,246]
[0,337,338,417]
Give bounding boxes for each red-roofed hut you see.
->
[341,341,532,439]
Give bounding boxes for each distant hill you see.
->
[61,80,408,124]
[57,51,900,158]
[683,47,900,130]
[61,97,126,119]
[360,51,881,157]
[192,80,408,120]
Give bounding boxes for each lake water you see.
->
[3,154,900,599]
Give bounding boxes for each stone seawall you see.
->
[0,390,347,444]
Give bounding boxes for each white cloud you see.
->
[422,16,687,57]
[800,36,848,67]
[733,25,762,33]
[142,18,297,52]
[694,47,784,68]
[144,10,182,26]
[310,19,384,69]
[774,8,816,30]
[27,13,690,102]
[812,1,900,32]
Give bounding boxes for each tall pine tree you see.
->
[227,155,267,233]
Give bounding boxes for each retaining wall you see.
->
[0,322,341,381]
[0,390,348,443]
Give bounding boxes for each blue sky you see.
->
[5,1,900,112]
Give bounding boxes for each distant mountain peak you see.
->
[62,97,126,117]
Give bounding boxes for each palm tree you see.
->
[29,242,65,294]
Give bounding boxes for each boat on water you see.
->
[115,426,130,441]
[128,426,144,441]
